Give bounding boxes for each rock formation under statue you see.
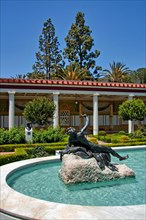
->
[59,154,135,184]
[59,114,135,184]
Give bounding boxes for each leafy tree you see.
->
[23,97,56,126]
[132,68,146,84]
[33,18,64,79]
[63,12,100,75]
[12,74,26,79]
[103,61,131,82]
[118,99,146,122]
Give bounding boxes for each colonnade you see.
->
[7,91,134,135]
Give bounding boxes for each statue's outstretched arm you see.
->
[79,114,89,134]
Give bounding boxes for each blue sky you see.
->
[1,0,145,78]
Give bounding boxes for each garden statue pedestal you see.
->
[25,123,33,143]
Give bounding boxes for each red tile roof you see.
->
[0,78,146,88]
[0,78,146,95]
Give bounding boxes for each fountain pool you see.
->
[1,146,146,220]
[7,148,146,206]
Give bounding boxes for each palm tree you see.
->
[103,61,131,82]
[53,62,93,80]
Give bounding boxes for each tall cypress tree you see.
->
[63,12,100,75]
[33,18,63,79]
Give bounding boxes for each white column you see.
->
[128,94,134,133]
[109,102,113,130]
[93,93,99,135]
[8,91,15,130]
[53,92,59,127]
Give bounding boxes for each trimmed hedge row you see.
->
[104,141,146,147]
[0,148,28,166]
[0,145,66,166]
[99,135,146,144]
[0,142,67,152]
[25,145,66,155]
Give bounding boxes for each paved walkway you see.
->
[0,152,15,155]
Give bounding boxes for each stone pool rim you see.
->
[0,145,146,220]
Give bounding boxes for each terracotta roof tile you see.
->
[88,81,93,86]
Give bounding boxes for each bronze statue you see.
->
[60,114,128,170]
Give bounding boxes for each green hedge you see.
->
[0,144,66,166]
[0,148,28,166]
[98,135,146,144]
[0,142,67,152]
[104,142,146,148]
[125,138,146,143]
[25,145,65,155]
[0,127,66,145]
[1,133,146,166]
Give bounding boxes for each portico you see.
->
[0,78,146,134]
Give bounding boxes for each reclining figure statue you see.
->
[60,114,129,171]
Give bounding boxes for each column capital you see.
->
[8,91,15,95]
[128,94,135,100]
[93,93,100,96]
[129,94,135,97]
[53,92,60,95]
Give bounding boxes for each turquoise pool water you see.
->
[7,148,146,206]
